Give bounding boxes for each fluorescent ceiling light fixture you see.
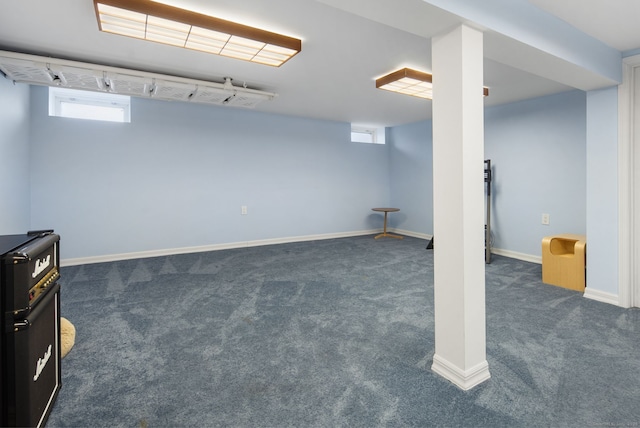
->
[94,0,302,67]
[375,68,489,99]
[376,68,434,99]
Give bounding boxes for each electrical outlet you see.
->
[241,206,247,215]
[541,213,550,225]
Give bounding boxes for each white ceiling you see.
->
[0,0,637,127]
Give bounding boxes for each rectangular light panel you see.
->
[94,0,301,67]
[376,67,489,99]
[376,68,433,99]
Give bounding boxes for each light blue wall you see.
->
[1,84,605,272]
[0,78,31,234]
[586,86,618,296]
[388,90,587,258]
[485,90,587,256]
[28,86,390,259]
[388,121,433,234]
[623,48,640,58]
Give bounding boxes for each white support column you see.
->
[430,24,490,390]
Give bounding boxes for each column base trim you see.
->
[431,353,491,390]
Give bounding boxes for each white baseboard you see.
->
[583,288,621,306]
[490,247,542,264]
[66,230,549,267]
[244,230,378,248]
[61,230,625,309]
[60,229,380,267]
[385,237,539,262]
[489,248,623,307]
[431,354,491,390]
[390,229,432,240]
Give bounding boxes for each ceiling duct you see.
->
[0,50,276,108]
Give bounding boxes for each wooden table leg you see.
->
[374,211,404,239]
[383,211,388,234]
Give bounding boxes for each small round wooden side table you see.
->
[372,208,403,239]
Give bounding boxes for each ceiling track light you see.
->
[93,0,302,67]
[0,50,277,109]
[375,67,489,99]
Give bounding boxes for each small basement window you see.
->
[351,125,385,144]
[49,87,131,123]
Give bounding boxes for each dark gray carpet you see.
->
[47,236,639,427]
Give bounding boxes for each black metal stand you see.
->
[485,159,492,264]
[426,159,492,264]
[426,237,434,250]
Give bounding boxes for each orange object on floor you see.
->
[541,234,586,291]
